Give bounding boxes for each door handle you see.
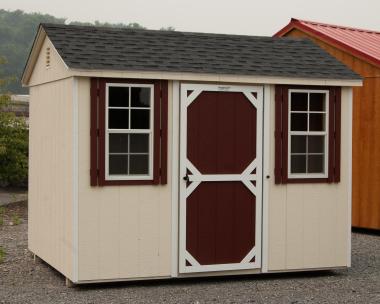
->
[183,174,189,182]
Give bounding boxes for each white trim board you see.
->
[69,70,362,87]
[171,80,180,277]
[24,65,363,88]
[347,87,353,267]
[261,84,271,273]
[72,77,79,282]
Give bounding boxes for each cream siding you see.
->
[28,77,74,279]
[77,78,172,281]
[267,86,352,271]
[28,36,72,87]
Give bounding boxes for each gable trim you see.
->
[21,25,70,86]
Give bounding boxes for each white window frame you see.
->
[288,89,329,179]
[105,83,154,181]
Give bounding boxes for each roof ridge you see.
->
[292,18,380,35]
[40,22,308,41]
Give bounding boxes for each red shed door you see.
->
[179,84,263,273]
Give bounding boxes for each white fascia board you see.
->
[68,68,363,87]
[21,27,47,86]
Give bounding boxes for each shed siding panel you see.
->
[77,78,172,281]
[29,36,72,87]
[28,78,74,279]
[267,86,351,271]
[285,187,304,269]
[285,28,380,230]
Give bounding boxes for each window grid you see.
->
[288,90,329,178]
[105,83,154,180]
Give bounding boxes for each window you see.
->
[288,90,328,178]
[90,78,168,186]
[106,84,153,180]
[275,85,341,184]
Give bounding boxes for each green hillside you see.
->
[0,9,146,94]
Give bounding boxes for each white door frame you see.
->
[179,83,263,273]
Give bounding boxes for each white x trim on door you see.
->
[179,83,263,273]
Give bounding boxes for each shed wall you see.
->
[77,79,351,280]
[283,28,380,230]
[267,86,351,271]
[77,78,172,281]
[28,77,74,279]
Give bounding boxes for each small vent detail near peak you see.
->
[46,47,51,68]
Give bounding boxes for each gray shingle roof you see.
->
[41,23,361,80]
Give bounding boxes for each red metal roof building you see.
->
[275,18,380,67]
[275,19,380,230]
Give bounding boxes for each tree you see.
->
[160,26,175,31]
[0,57,28,187]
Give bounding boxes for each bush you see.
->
[0,57,28,187]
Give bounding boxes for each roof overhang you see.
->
[69,68,363,87]
[274,18,380,69]
[22,23,362,88]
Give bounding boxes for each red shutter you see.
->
[328,87,341,183]
[152,81,161,185]
[160,80,168,185]
[333,87,341,183]
[97,78,106,186]
[281,87,289,184]
[90,78,99,186]
[90,78,168,186]
[274,85,284,184]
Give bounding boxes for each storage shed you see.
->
[275,18,380,230]
[22,24,362,285]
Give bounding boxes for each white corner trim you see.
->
[261,84,271,273]
[347,87,353,267]
[171,81,180,277]
[72,77,79,282]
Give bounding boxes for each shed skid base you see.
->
[72,266,348,285]
[33,254,42,263]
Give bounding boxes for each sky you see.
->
[1,0,380,36]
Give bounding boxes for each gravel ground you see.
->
[0,189,27,206]
[0,201,379,304]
